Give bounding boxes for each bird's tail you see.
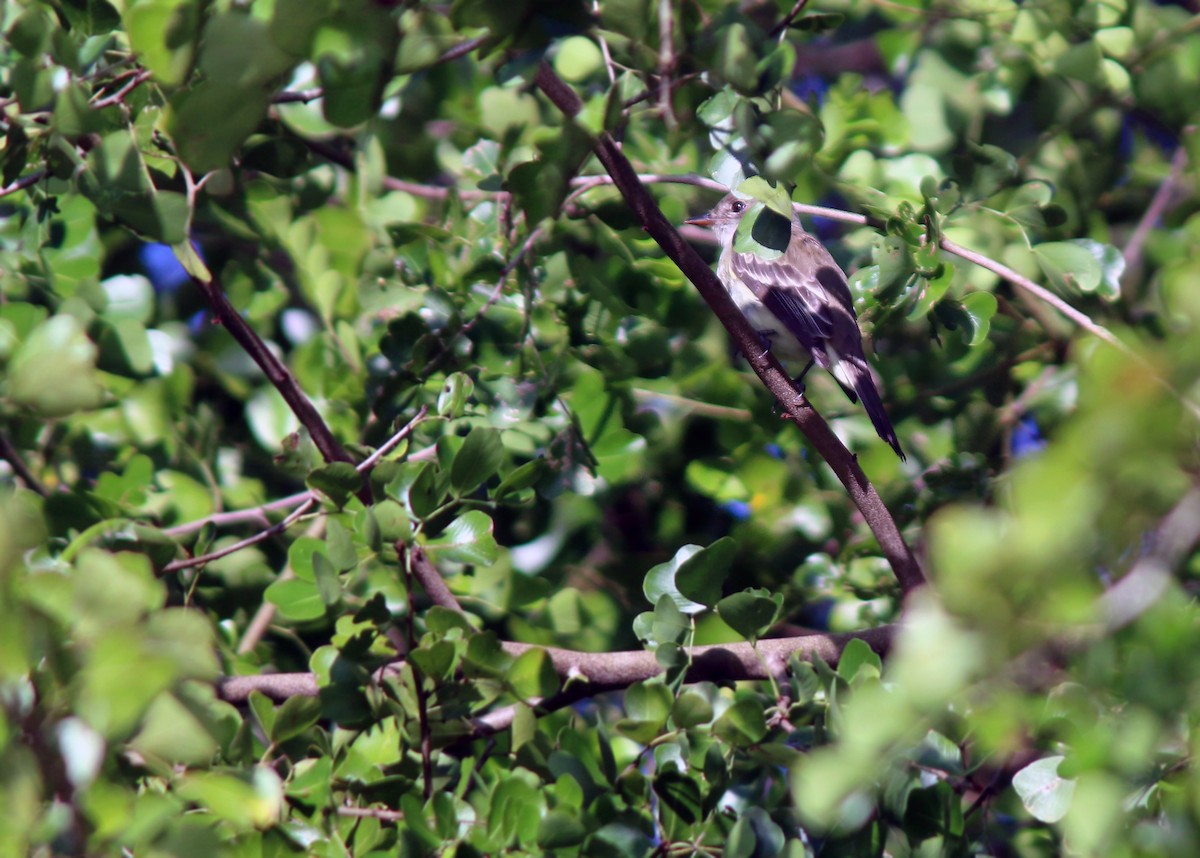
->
[833,353,905,461]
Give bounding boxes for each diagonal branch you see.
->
[191,275,370,503]
[532,62,925,596]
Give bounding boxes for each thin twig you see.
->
[657,0,678,130]
[1123,137,1191,276]
[437,34,490,64]
[90,68,152,109]
[593,0,618,85]
[272,88,323,104]
[381,172,724,201]
[631,388,754,421]
[770,0,811,38]
[0,171,46,199]
[163,409,426,574]
[402,550,436,799]
[337,806,405,822]
[191,274,372,501]
[939,237,1200,420]
[0,432,47,496]
[163,492,312,538]
[161,496,318,575]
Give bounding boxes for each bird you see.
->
[685,193,905,460]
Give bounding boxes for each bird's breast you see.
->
[717,253,808,364]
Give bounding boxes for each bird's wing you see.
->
[729,251,825,349]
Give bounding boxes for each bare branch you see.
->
[90,68,152,109]
[1123,136,1191,277]
[163,492,312,538]
[192,275,367,499]
[161,497,318,575]
[0,171,46,199]
[215,626,896,704]
[162,408,427,576]
[405,544,468,616]
[0,432,47,496]
[1100,486,1200,632]
[939,237,1200,420]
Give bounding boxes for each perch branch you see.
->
[532,62,925,596]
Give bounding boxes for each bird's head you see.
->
[685,193,750,241]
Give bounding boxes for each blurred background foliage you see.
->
[1,0,1199,854]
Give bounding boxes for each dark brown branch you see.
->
[531,62,925,596]
[0,432,47,496]
[0,170,46,199]
[215,625,896,704]
[90,68,152,109]
[437,34,491,64]
[192,275,370,503]
[769,0,810,38]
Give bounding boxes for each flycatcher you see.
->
[686,193,905,460]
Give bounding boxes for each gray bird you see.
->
[686,193,904,460]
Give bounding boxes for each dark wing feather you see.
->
[728,240,834,355]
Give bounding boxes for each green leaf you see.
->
[307,462,362,508]
[651,595,689,646]
[124,0,201,86]
[437,372,474,418]
[671,690,714,729]
[616,680,673,743]
[1034,241,1103,295]
[935,291,997,347]
[644,540,734,615]
[732,203,791,259]
[1012,756,1075,823]
[8,315,104,417]
[508,648,560,699]
[270,696,321,744]
[836,638,882,683]
[450,427,505,495]
[264,578,325,622]
[713,698,768,747]
[736,177,794,220]
[424,510,499,565]
[715,22,757,94]
[716,589,783,640]
[676,537,736,609]
[553,36,603,83]
[654,770,702,824]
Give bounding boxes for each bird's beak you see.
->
[685,213,714,227]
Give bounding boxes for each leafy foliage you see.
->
[2,0,1200,856]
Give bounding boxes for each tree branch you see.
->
[215,625,896,705]
[404,543,468,615]
[532,62,926,596]
[0,432,47,496]
[192,275,368,500]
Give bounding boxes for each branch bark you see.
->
[532,62,925,596]
[192,275,370,503]
[215,625,896,705]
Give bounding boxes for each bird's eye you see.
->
[730,200,746,213]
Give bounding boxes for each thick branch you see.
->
[215,625,896,704]
[532,62,925,595]
[405,543,468,615]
